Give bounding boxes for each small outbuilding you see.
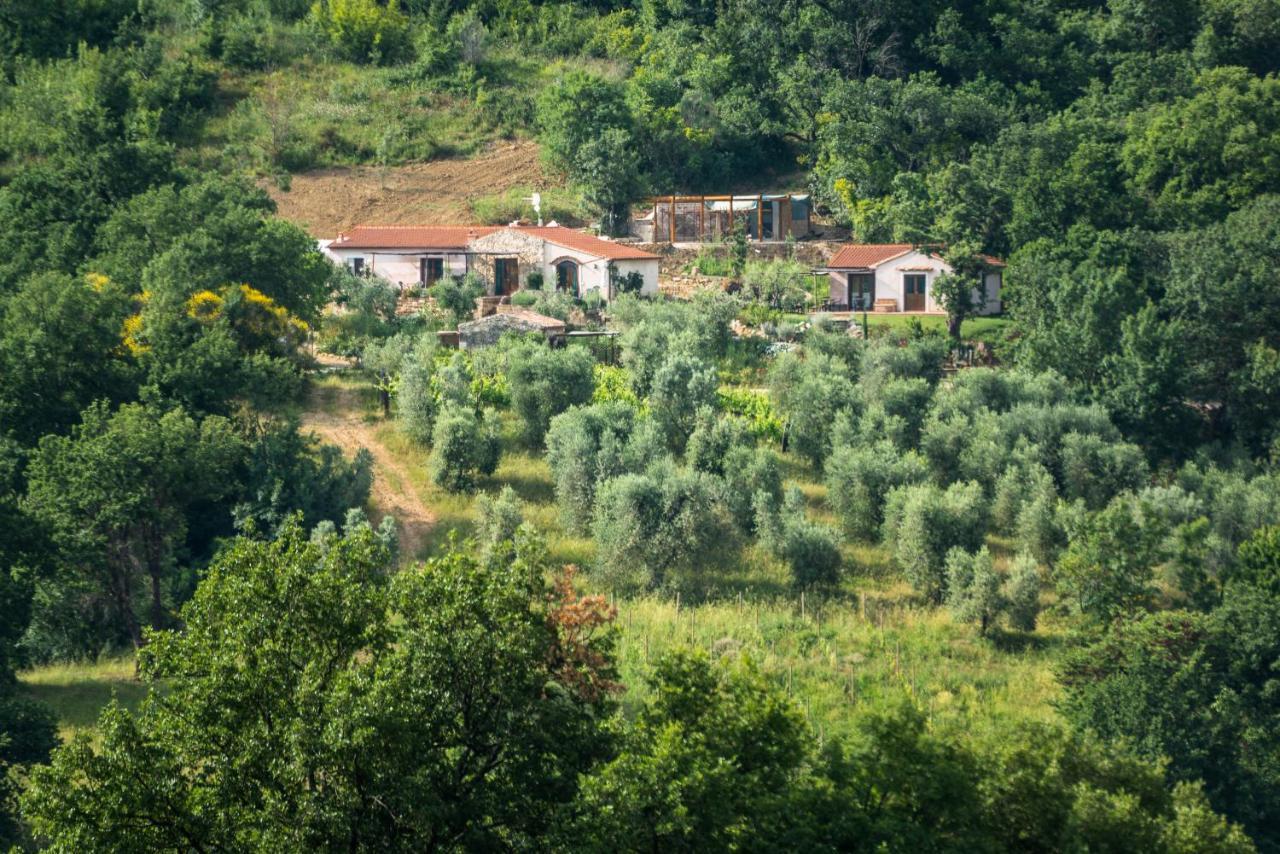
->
[456,307,567,350]
[820,243,1004,314]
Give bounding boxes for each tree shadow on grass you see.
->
[20,670,149,735]
[988,628,1057,655]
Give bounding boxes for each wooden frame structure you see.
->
[644,194,810,243]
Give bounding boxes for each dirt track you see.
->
[301,382,434,563]
[267,141,552,236]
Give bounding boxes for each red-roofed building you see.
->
[821,243,1005,315]
[321,223,660,299]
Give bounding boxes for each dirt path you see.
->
[301,383,435,563]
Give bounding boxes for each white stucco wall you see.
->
[608,258,660,297]
[320,233,659,300]
[324,247,469,287]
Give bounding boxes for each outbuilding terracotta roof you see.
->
[828,244,916,269]
[330,225,500,250]
[828,243,1006,269]
[510,226,661,260]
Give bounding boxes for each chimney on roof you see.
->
[546,220,558,228]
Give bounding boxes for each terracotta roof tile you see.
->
[511,226,661,260]
[329,223,660,261]
[828,244,915,269]
[331,225,500,250]
[828,243,1006,269]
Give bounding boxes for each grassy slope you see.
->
[19,367,1061,744]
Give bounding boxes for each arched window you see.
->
[554,258,579,296]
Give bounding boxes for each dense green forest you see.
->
[2,0,1280,851]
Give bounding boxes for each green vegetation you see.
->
[3,0,1280,850]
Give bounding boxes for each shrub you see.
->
[216,14,276,70]
[1005,553,1043,632]
[474,486,524,560]
[648,352,719,452]
[945,547,1002,635]
[824,441,930,541]
[756,488,843,589]
[309,0,410,65]
[592,364,641,408]
[505,341,595,446]
[717,387,783,443]
[592,463,732,590]
[428,405,500,492]
[884,481,987,603]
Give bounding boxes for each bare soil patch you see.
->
[266,141,553,236]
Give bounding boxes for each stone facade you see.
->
[467,230,545,295]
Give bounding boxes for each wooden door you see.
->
[904,274,926,312]
[494,258,517,295]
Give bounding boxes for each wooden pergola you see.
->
[646,194,805,243]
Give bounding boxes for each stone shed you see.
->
[456,307,567,350]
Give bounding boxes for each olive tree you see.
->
[648,352,719,453]
[545,402,661,533]
[945,547,1003,635]
[1004,553,1043,632]
[825,441,930,541]
[592,463,733,590]
[428,404,500,492]
[883,481,988,603]
[768,351,859,469]
[505,340,595,446]
[474,485,524,560]
[756,488,843,589]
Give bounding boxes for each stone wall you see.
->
[457,312,565,350]
[467,230,545,293]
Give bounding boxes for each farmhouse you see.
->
[821,244,1005,314]
[322,224,661,299]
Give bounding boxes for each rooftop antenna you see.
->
[525,192,543,226]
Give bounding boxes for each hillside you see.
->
[264,140,556,235]
[2,1,1280,851]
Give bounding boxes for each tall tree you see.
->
[22,525,618,851]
